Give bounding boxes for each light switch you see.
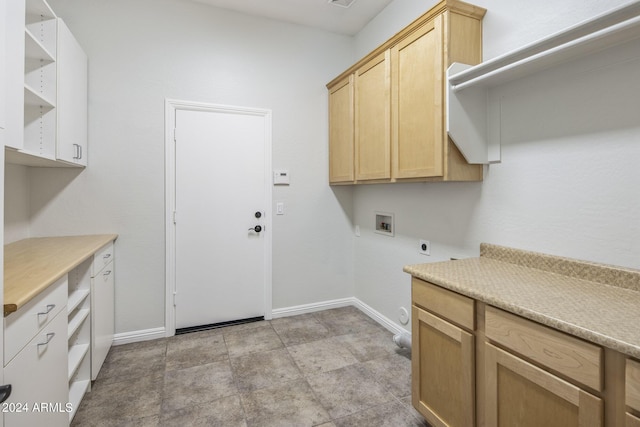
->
[276,202,284,215]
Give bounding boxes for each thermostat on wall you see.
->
[273,170,290,185]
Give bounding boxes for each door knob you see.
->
[249,225,262,233]
[0,384,11,403]
[255,211,262,219]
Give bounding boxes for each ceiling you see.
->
[190,0,394,35]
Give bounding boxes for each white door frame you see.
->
[164,98,273,337]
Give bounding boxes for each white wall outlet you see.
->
[398,307,409,325]
[419,239,430,256]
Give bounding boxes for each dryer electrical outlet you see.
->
[419,240,431,256]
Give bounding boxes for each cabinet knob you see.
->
[249,225,262,233]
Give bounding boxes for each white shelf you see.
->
[5,147,83,168]
[67,343,89,382]
[25,0,56,21]
[24,84,55,108]
[446,0,640,165]
[68,289,90,314]
[68,308,90,339]
[68,379,90,422]
[25,28,55,62]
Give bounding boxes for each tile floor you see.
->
[71,306,429,426]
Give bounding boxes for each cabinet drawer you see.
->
[485,306,602,391]
[4,311,69,427]
[627,358,640,411]
[4,276,67,365]
[91,241,114,277]
[411,277,474,330]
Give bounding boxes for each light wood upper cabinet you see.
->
[328,75,354,183]
[391,18,443,179]
[355,51,390,181]
[326,0,485,184]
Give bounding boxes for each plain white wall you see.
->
[352,0,640,332]
[4,164,30,243]
[23,0,356,334]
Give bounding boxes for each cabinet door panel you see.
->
[91,262,115,380]
[4,312,68,427]
[392,18,443,179]
[328,75,354,183]
[627,412,640,427]
[412,305,474,427]
[628,359,640,411]
[485,343,602,427]
[355,51,390,181]
[56,18,87,166]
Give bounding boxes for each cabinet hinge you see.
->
[173,291,177,307]
[173,127,177,143]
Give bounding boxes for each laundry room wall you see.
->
[351,0,640,332]
[24,0,357,334]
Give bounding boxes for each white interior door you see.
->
[171,104,271,330]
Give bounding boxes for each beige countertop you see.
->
[4,234,118,316]
[404,243,640,359]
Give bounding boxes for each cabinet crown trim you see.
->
[326,0,486,89]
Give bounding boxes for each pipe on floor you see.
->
[393,332,411,350]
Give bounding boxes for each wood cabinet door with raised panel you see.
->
[328,75,354,183]
[391,17,443,179]
[485,343,602,427]
[354,51,390,181]
[412,305,475,427]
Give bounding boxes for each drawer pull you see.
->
[103,270,112,277]
[37,333,55,347]
[103,253,112,260]
[37,304,56,316]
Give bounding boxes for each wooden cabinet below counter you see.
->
[411,276,635,427]
[628,359,640,426]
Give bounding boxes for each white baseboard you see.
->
[352,298,408,336]
[272,297,410,338]
[113,327,166,346]
[271,297,356,318]
[119,300,408,347]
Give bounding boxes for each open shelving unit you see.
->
[67,257,92,422]
[446,0,640,164]
[22,0,58,160]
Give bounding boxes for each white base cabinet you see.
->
[3,236,117,425]
[3,307,69,427]
[90,243,115,380]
